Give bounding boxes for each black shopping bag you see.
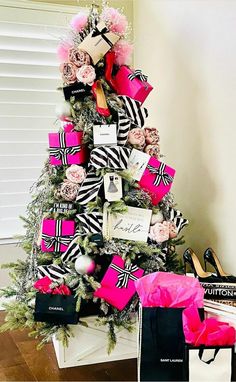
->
[186,345,233,382]
[138,307,204,381]
[34,293,78,324]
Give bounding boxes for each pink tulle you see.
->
[183,305,236,346]
[101,7,128,35]
[112,40,133,66]
[70,12,88,32]
[57,41,72,62]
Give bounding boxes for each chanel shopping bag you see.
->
[186,345,233,382]
[138,307,204,381]
[34,293,78,324]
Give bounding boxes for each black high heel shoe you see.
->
[183,248,222,283]
[204,248,236,283]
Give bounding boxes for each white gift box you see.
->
[79,22,120,64]
[52,316,137,368]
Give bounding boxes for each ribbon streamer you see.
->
[128,69,148,82]
[147,163,174,187]
[110,262,139,288]
[166,207,189,234]
[117,111,131,146]
[41,220,74,252]
[76,170,103,206]
[118,95,148,128]
[76,211,103,234]
[91,25,113,47]
[90,146,131,170]
[49,133,81,165]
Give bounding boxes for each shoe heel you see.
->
[204,259,207,272]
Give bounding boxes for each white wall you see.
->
[134,0,236,273]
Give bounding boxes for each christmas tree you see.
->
[0,5,188,351]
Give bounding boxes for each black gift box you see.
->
[139,307,204,382]
[34,293,78,325]
[63,83,91,101]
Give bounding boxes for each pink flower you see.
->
[149,221,170,243]
[60,180,79,201]
[52,285,71,295]
[34,276,53,294]
[144,144,160,159]
[70,12,88,32]
[144,127,160,145]
[128,128,145,149]
[112,40,133,66]
[69,48,91,68]
[60,62,77,84]
[66,165,86,184]
[101,7,128,35]
[169,222,178,239]
[76,65,96,86]
[57,41,72,62]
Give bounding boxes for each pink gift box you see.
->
[139,156,176,205]
[94,255,144,311]
[114,66,153,105]
[48,131,87,166]
[41,219,75,253]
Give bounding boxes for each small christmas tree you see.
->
[0,5,188,351]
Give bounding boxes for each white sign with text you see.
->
[109,206,152,242]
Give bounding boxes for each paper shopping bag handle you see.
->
[198,347,220,364]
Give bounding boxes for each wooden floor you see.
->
[0,312,137,381]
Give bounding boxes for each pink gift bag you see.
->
[139,156,176,205]
[114,66,153,104]
[41,219,75,253]
[94,255,144,310]
[48,131,87,166]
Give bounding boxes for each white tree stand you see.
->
[52,316,138,368]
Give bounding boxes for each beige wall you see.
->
[134,0,236,273]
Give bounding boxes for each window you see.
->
[0,0,78,239]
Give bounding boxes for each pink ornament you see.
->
[70,12,88,32]
[57,41,72,62]
[112,40,133,66]
[101,7,128,35]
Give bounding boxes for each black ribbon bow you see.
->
[147,163,173,187]
[128,69,148,82]
[42,220,74,252]
[49,133,81,165]
[91,26,113,48]
[111,262,139,288]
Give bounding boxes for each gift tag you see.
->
[108,206,152,242]
[127,148,150,181]
[63,83,91,101]
[52,202,74,213]
[104,172,123,202]
[93,124,117,146]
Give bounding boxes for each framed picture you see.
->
[104,172,123,201]
[127,148,150,181]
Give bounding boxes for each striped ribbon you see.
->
[49,133,81,165]
[117,111,131,146]
[76,211,103,234]
[167,207,189,234]
[147,163,174,187]
[38,240,83,281]
[90,146,131,170]
[127,69,148,82]
[76,170,103,206]
[118,95,148,128]
[41,220,74,252]
[111,262,139,288]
